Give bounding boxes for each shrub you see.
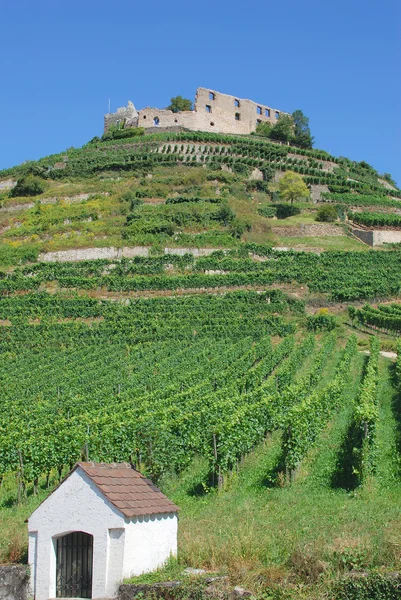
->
[216,204,235,225]
[274,204,301,219]
[101,126,145,141]
[10,175,47,197]
[331,573,401,600]
[230,219,251,238]
[258,205,277,218]
[306,309,337,331]
[316,205,338,222]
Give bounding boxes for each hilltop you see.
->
[0,129,400,265]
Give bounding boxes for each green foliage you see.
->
[101,126,145,141]
[10,175,47,198]
[381,172,397,187]
[282,334,357,474]
[349,211,401,228]
[278,171,310,205]
[316,205,338,222]
[321,193,401,209]
[292,109,314,148]
[274,204,301,219]
[0,290,299,485]
[230,218,251,238]
[349,302,401,334]
[166,96,193,113]
[349,336,380,483]
[255,121,272,137]
[257,205,277,218]
[306,309,337,331]
[269,114,295,143]
[331,573,401,600]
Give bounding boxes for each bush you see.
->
[306,309,337,331]
[331,573,401,600]
[258,205,277,218]
[230,219,251,238]
[316,205,338,222]
[10,175,47,197]
[216,204,235,225]
[274,204,301,219]
[101,126,145,141]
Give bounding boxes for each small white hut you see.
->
[28,462,179,600]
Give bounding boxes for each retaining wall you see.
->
[352,228,401,246]
[0,566,29,600]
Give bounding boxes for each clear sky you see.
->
[1,0,400,184]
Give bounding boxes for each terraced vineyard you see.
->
[1,130,401,598]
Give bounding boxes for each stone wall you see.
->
[351,228,401,246]
[105,87,288,135]
[38,246,226,262]
[38,246,150,262]
[0,566,29,600]
[104,101,138,132]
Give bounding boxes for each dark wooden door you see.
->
[56,532,93,598]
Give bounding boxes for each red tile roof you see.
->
[77,462,179,518]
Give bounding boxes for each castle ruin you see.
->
[104,87,288,136]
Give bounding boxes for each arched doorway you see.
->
[56,532,93,598]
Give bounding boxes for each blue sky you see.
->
[1,0,400,184]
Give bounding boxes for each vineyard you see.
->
[349,302,401,334]
[1,129,401,599]
[1,247,401,301]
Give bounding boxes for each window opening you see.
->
[209,91,216,100]
[235,113,241,121]
[234,99,240,107]
[275,111,280,119]
[206,105,212,113]
[153,116,160,126]
[256,106,262,115]
[210,122,215,126]
[265,108,270,117]
[143,115,146,119]
[256,119,262,126]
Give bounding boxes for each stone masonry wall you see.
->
[105,87,288,135]
[0,566,29,600]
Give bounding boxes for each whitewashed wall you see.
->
[123,513,178,579]
[28,468,125,599]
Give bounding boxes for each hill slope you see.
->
[1,131,401,600]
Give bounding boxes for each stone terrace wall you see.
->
[0,566,29,600]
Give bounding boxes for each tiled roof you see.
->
[78,462,179,518]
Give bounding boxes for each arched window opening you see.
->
[209,91,216,100]
[256,106,262,115]
[265,108,270,117]
[153,116,160,126]
[234,99,240,108]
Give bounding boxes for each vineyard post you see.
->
[17,450,25,503]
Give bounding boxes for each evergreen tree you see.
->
[292,109,314,148]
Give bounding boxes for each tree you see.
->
[269,114,294,143]
[166,96,193,113]
[10,175,47,198]
[255,121,272,137]
[278,171,309,205]
[292,110,314,148]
